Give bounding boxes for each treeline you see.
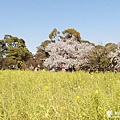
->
[0,28,120,72]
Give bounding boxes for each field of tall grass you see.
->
[0,70,120,120]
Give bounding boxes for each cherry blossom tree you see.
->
[44,39,94,70]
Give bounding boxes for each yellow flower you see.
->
[76,95,80,100]
[44,86,49,91]
[0,74,3,78]
[61,106,65,111]
[95,70,98,73]
[91,72,93,75]
[94,90,98,94]
[44,113,49,118]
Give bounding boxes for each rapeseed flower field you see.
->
[0,70,120,120]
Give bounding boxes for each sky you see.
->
[0,0,120,53]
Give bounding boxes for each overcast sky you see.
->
[0,0,120,52]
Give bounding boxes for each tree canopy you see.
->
[62,28,81,42]
[0,35,31,69]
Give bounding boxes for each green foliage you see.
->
[35,45,50,69]
[105,42,118,53]
[89,43,117,69]
[40,40,51,49]
[49,28,60,40]
[81,40,95,46]
[1,35,31,69]
[0,40,7,69]
[62,28,81,42]
[34,40,51,69]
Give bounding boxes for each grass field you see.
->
[0,70,120,120]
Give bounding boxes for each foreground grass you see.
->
[0,70,120,120]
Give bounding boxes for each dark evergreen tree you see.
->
[1,35,32,69]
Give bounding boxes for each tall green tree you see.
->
[2,35,31,69]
